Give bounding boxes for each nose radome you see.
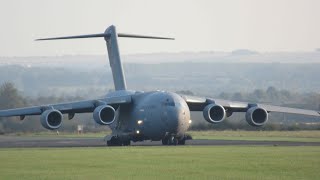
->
[173,95,191,133]
[168,101,189,134]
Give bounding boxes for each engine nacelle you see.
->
[203,104,226,123]
[40,109,63,130]
[245,107,268,127]
[93,105,116,125]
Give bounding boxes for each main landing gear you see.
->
[161,135,186,145]
[106,136,131,146]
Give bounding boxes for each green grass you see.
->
[0,146,319,180]
[8,130,320,142]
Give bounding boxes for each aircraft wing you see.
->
[181,95,320,117]
[0,95,132,119]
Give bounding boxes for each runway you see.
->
[0,136,319,148]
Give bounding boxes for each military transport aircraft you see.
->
[0,25,319,146]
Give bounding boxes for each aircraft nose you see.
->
[166,106,180,133]
[167,101,190,134]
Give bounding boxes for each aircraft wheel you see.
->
[162,137,168,145]
[178,139,185,145]
[107,140,115,146]
[168,136,178,146]
[122,140,131,146]
[107,137,122,146]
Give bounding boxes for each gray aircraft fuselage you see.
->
[107,90,191,141]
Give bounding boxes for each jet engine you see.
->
[203,104,226,123]
[93,105,116,125]
[40,109,63,130]
[245,107,268,127]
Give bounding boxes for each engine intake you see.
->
[93,105,116,125]
[203,104,226,123]
[40,109,63,130]
[245,107,268,127]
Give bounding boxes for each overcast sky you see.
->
[0,0,319,56]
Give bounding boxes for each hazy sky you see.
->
[0,0,319,56]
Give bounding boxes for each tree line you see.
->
[0,82,319,134]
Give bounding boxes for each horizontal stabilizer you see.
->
[36,33,174,41]
[36,33,108,41]
[118,33,174,40]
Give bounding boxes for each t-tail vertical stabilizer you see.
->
[36,25,174,91]
[104,26,126,90]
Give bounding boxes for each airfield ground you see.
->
[0,146,319,180]
[0,130,320,148]
[0,130,319,179]
[5,130,320,142]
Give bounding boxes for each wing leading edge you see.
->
[0,95,132,119]
[181,95,320,117]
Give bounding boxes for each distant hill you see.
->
[1,51,320,68]
[0,51,319,97]
[231,49,259,55]
[0,62,319,97]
